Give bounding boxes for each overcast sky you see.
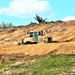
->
[0,0,75,26]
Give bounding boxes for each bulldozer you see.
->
[18,30,52,45]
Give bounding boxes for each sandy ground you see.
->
[0,20,75,57]
[0,42,75,56]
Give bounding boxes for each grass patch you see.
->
[0,61,15,69]
[0,54,75,75]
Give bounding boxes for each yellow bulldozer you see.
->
[18,30,52,45]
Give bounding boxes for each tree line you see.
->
[0,22,14,28]
[34,14,63,23]
[0,15,63,29]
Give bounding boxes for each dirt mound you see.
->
[0,20,75,63]
[0,20,75,42]
[0,42,75,63]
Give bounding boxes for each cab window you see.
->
[30,32,33,37]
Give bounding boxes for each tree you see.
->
[8,22,14,28]
[34,14,47,23]
[2,22,7,28]
[0,24,2,28]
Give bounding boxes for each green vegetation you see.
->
[55,20,63,23]
[50,20,63,23]
[0,22,14,28]
[34,14,47,23]
[0,54,75,75]
[0,61,15,70]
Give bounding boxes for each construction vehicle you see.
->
[18,30,52,45]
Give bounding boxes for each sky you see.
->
[0,0,75,26]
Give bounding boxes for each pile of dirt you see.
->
[0,20,75,63]
[0,20,75,42]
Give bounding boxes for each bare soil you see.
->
[0,20,75,63]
